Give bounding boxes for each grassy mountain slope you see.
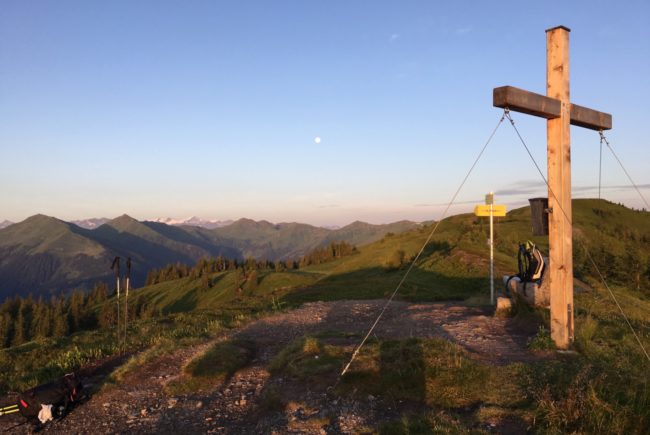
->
[204,219,330,260]
[324,220,420,247]
[0,215,111,298]
[193,219,419,261]
[0,215,418,297]
[101,199,650,315]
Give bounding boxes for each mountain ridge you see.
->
[0,214,419,298]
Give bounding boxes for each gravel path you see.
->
[1,300,540,434]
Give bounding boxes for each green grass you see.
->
[185,339,255,379]
[164,338,257,395]
[0,330,117,393]
[0,310,235,394]
[267,327,649,433]
[527,325,556,351]
[267,335,528,431]
[340,338,526,409]
[268,336,346,383]
[379,413,469,435]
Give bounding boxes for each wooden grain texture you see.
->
[546,26,574,349]
[493,86,612,131]
[493,86,560,119]
[570,103,612,131]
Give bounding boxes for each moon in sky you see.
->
[314,136,321,144]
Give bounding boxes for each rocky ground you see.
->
[0,300,543,434]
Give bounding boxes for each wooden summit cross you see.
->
[492,26,612,349]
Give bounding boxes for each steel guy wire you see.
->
[598,133,603,201]
[599,130,649,210]
[583,247,650,363]
[504,110,571,225]
[338,111,507,377]
[505,112,650,364]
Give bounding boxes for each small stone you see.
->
[167,398,178,408]
[141,409,148,417]
[102,402,110,408]
[367,394,375,401]
[196,401,203,409]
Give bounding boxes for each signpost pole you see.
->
[489,203,494,305]
[485,192,495,305]
[476,193,503,306]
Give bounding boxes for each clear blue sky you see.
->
[1,1,648,226]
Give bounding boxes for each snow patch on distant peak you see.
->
[320,225,341,230]
[152,217,234,229]
[69,218,110,229]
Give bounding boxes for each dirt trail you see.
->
[1,300,541,434]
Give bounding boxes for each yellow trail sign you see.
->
[474,205,506,217]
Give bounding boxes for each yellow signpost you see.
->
[474,193,506,305]
[474,205,506,217]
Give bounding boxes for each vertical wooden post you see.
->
[546,26,574,348]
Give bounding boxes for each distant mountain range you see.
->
[151,216,234,229]
[6,216,339,231]
[69,217,234,230]
[0,220,13,230]
[0,214,418,298]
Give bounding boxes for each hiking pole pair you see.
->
[0,404,19,416]
[110,257,132,354]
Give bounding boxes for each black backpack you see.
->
[18,373,83,422]
[517,241,545,282]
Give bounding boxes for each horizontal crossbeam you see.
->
[493,86,612,130]
[570,103,612,131]
[493,86,560,119]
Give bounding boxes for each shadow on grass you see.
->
[164,287,198,313]
[165,339,257,396]
[163,273,229,314]
[282,266,489,306]
[186,339,256,381]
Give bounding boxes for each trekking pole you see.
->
[125,257,131,352]
[111,256,121,354]
[0,404,19,416]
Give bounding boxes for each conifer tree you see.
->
[0,311,13,348]
[52,296,69,338]
[33,299,52,339]
[99,303,116,329]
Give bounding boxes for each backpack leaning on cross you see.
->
[504,240,546,294]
